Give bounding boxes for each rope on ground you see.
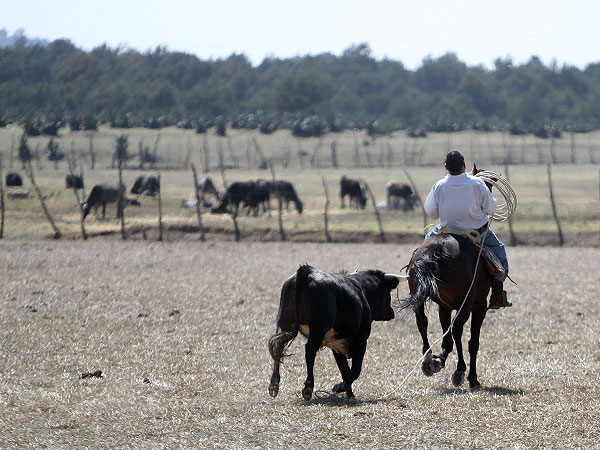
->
[473,170,517,222]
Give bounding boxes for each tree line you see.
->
[1,37,599,136]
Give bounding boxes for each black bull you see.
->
[268,264,401,400]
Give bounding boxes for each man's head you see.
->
[444,151,465,175]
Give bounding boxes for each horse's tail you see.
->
[399,252,441,311]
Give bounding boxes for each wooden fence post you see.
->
[9,135,15,169]
[88,134,95,170]
[546,163,563,246]
[117,159,126,240]
[353,130,359,167]
[203,135,209,173]
[227,137,240,168]
[24,160,61,239]
[220,168,240,241]
[403,168,428,232]
[364,183,385,242]
[190,164,206,241]
[504,163,516,246]
[269,161,285,241]
[156,173,163,241]
[330,141,338,168]
[0,155,5,239]
[321,176,331,242]
[66,154,87,240]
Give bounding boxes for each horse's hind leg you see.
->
[451,306,471,387]
[467,307,487,388]
[434,306,453,371]
[416,304,438,376]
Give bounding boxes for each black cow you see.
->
[272,180,303,214]
[385,181,416,211]
[82,183,140,220]
[340,176,366,209]
[130,174,160,196]
[210,181,256,216]
[65,174,84,189]
[268,264,400,400]
[5,172,23,187]
[245,179,273,216]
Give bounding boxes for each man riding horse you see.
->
[423,151,511,309]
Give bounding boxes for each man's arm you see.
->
[424,187,439,219]
[480,184,498,216]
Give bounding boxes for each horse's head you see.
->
[472,164,497,192]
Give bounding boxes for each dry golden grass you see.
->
[1,239,599,448]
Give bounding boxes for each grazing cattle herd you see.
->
[4,171,418,220]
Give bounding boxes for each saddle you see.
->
[438,226,506,278]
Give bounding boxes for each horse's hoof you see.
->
[422,361,434,377]
[432,356,445,372]
[333,382,347,394]
[422,352,434,377]
[302,386,313,401]
[269,383,279,398]
[452,370,465,387]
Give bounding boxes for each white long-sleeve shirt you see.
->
[424,172,497,229]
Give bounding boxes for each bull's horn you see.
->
[384,273,409,282]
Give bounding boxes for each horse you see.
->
[399,165,497,388]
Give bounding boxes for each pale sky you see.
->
[2,0,599,69]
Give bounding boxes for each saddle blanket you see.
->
[438,226,506,278]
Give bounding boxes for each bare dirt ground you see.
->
[1,239,599,449]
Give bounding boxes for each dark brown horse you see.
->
[400,231,492,388]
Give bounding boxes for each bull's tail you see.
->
[268,331,296,365]
[399,253,441,311]
[268,265,311,366]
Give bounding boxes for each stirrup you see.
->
[488,290,511,309]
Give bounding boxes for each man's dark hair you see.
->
[444,151,465,174]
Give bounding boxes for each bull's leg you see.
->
[102,202,106,219]
[340,194,345,208]
[467,307,487,388]
[302,331,325,401]
[333,322,370,398]
[451,305,472,387]
[332,351,353,397]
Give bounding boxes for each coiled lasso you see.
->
[472,170,517,222]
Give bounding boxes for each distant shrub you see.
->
[41,120,60,136]
[81,114,98,131]
[110,114,130,129]
[509,122,528,136]
[18,133,32,163]
[407,127,427,138]
[533,126,549,139]
[215,116,227,136]
[292,115,325,137]
[47,138,64,161]
[69,116,82,131]
[24,117,41,136]
[176,119,194,129]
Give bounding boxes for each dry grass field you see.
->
[1,239,599,448]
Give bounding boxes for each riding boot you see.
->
[489,278,511,309]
